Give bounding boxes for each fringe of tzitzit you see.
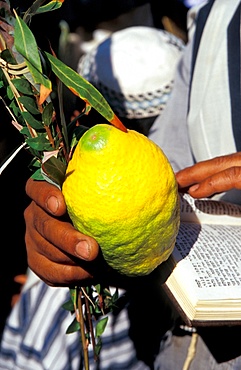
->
[182,332,198,370]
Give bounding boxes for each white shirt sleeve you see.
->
[148,36,195,172]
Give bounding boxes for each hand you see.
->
[176,152,241,198]
[24,178,100,287]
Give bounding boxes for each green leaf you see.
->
[23,0,49,23]
[6,85,14,100]
[21,111,43,129]
[18,96,39,115]
[95,316,108,338]
[45,52,116,122]
[20,126,31,136]
[69,288,78,305]
[9,101,24,123]
[41,156,67,187]
[36,0,64,14]
[14,12,51,89]
[111,288,119,302]
[94,306,102,315]
[95,284,101,294]
[42,102,53,127]
[12,78,34,95]
[95,338,102,356]
[31,168,45,180]
[1,49,16,65]
[66,317,80,334]
[103,288,112,298]
[62,298,75,312]
[14,13,42,72]
[26,134,53,151]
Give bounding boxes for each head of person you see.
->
[77,26,184,136]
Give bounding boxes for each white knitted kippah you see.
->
[78,26,184,119]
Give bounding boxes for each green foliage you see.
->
[66,317,80,334]
[0,2,124,367]
[14,13,51,88]
[0,0,120,182]
[95,316,108,338]
[94,317,108,356]
[45,52,116,122]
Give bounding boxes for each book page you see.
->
[179,193,241,225]
[171,222,241,302]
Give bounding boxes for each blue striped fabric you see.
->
[0,271,150,370]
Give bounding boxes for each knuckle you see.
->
[226,166,241,186]
[224,166,237,180]
[56,226,77,252]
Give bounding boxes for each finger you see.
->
[13,274,27,285]
[27,252,94,287]
[24,202,99,261]
[25,178,66,216]
[25,210,78,265]
[176,153,241,188]
[25,207,99,286]
[187,166,241,198]
[25,225,98,287]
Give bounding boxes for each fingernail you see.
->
[190,184,199,192]
[75,240,91,260]
[46,196,59,214]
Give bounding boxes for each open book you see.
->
[162,193,241,327]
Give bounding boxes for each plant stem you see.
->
[83,287,98,362]
[77,289,89,370]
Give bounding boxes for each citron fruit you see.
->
[62,123,180,277]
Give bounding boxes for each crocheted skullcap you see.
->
[77,26,184,119]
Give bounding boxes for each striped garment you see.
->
[149,0,241,176]
[0,270,151,370]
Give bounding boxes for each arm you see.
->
[148,25,194,172]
